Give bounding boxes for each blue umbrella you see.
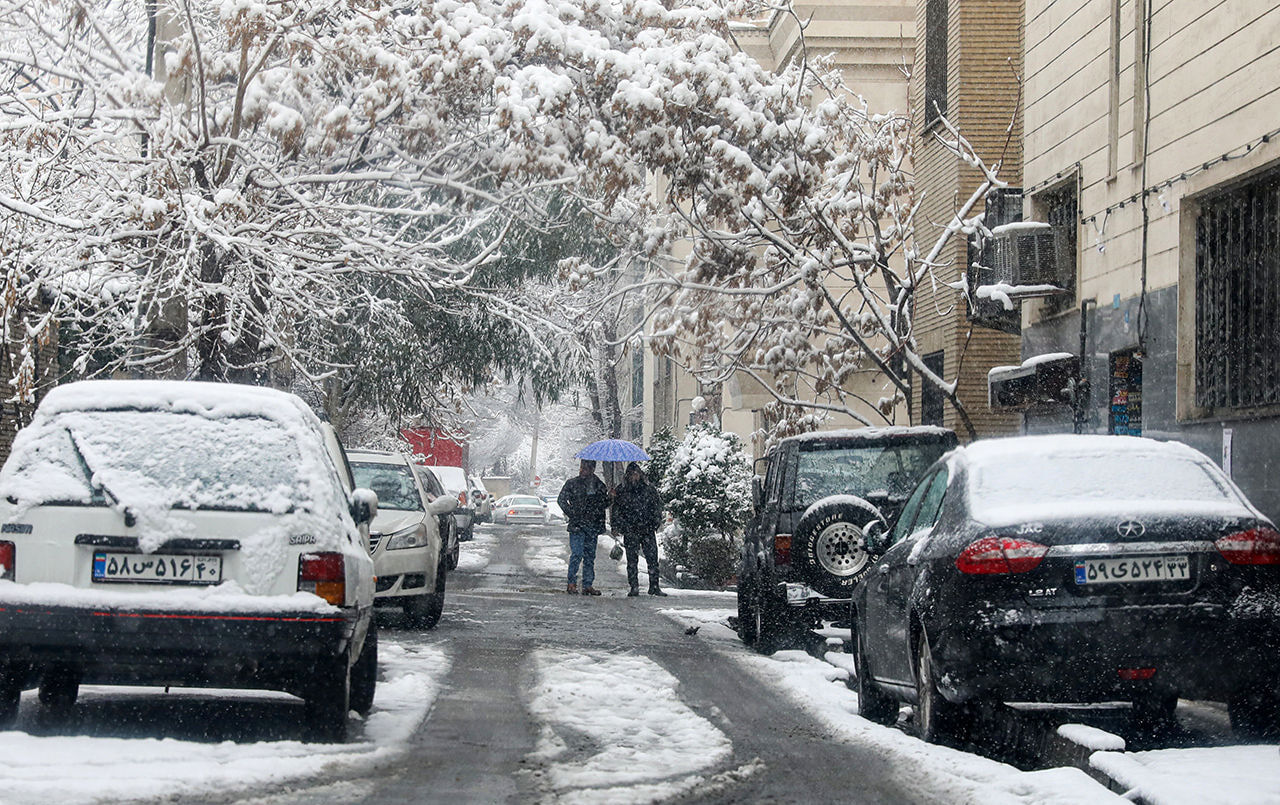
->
[574,439,651,462]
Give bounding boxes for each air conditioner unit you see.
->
[989,224,1066,291]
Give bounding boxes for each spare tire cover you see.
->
[792,495,886,598]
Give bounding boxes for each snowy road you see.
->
[4,523,1275,804]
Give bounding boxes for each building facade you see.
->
[1015,0,1280,520]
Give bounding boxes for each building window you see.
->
[924,0,948,124]
[1195,172,1280,410]
[921,351,945,427]
[631,349,644,409]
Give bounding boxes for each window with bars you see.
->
[1040,182,1079,314]
[924,0,948,125]
[1195,172,1280,411]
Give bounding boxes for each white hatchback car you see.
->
[0,380,377,742]
[349,450,456,628]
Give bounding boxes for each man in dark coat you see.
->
[611,461,667,597]
[557,459,610,595]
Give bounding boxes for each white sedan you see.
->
[493,495,549,525]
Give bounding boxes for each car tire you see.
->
[853,624,898,725]
[792,497,886,599]
[304,654,351,743]
[448,541,460,571]
[38,665,79,718]
[349,622,378,718]
[406,563,446,629]
[914,629,972,746]
[1228,690,1280,739]
[753,587,796,655]
[736,576,758,647]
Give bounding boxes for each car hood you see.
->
[369,509,426,535]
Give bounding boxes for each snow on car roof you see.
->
[348,450,411,465]
[783,426,955,445]
[37,379,318,424]
[956,434,1258,524]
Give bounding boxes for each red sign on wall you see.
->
[401,428,467,468]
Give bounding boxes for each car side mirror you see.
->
[350,488,378,526]
[428,495,458,515]
[752,475,764,511]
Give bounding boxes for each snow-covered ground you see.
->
[0,643,449,805]
[526,648,737,804]
[659,607,1125,805]
[660,606,1280,805]
[456,526,498,572]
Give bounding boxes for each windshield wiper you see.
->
[64,427,136,525]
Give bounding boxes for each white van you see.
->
[0,380,377,742]
[348,450,455,627]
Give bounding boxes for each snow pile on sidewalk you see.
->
[1090,745,1280,805]
[456,527,497,572]
[0,642,449,804]
[526,649,732,803]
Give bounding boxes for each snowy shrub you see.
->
[645,427,678,504]
[659,424,752,586]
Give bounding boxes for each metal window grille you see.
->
[1041,183,1078,314]
[1195,173,1280,410]
[924,0,948,124]
[921,351,946,426]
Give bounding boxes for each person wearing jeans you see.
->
[557,459,609,595]
[611,462,667,597]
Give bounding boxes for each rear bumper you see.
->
[0,602,361,694]
[931,604,1280,703]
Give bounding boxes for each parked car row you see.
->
[739,428,1280,744]
[0,380,490,745]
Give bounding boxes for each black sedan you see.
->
[851,434,1280,745]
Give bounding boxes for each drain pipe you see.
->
[1074,299,1094,434]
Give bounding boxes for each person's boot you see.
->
[648,586,668,597]
[582,586,602,596]
[566,583,578,594]
[627,586,640,597]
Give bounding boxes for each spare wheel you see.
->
[792,495,885,598]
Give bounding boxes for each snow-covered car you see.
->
[0,380,378,742]
[469,475,493,523]
[852,435,1280,744]
[493,495,548,525]
[351,451,456,628]
[738,427,957,653]
[429,465,475,540]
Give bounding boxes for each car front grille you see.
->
[375,574,399,592]
[369,534,382,553]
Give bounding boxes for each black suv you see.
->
[737,427,957,652]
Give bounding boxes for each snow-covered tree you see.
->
[658,423,751,586]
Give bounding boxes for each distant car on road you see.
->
[469,475,493,523]
[0,380,378,742]
[493,495,549,525]
[852,434,1280,745]
[738,427,957,653]
[351,451,456,628]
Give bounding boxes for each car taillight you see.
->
[458,491,467,506]
[773,534,792,567]
[298,552,346,605]
[0,541,13,581]
[956,536,1048,575]
[1118,667,1157,681]
[1215,527,1280,565]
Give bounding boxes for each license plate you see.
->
[1073,555,1190,585]
[92,551,222,585]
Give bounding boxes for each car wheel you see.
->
[853,624,899,725]
[304,654,351,743]
[753,588,795,655]
[406,564,446,629]
[736,576,758,647]
[0,669,22,728]
[791,497,885,599]
[914,629,972,746]
[448,541,460,571]
[1130,692,1178,737]
[349,622,378,717]
[1228,690,1280,739]
[37,665,79,719]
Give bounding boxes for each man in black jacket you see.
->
[557,459,610,595]
[611,461,667,597]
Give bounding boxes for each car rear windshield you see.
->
[352,463,424,511]
[790,441,948,510]
[510,496,542,506]
[0,410,319,513]
[970,451,1237,514]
